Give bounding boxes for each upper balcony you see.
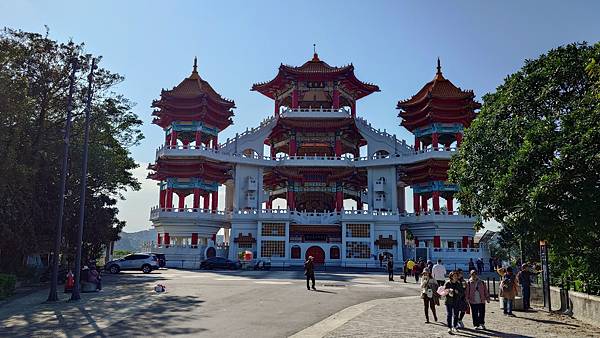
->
[279,107,351,119]
[154,144,457,168]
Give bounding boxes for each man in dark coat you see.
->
[387,258,394,281]
[304,256,316,290]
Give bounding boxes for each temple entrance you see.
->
[305,246,325,264]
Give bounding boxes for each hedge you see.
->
[0,273,17,300]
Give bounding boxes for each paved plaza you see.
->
[0,269,598,337]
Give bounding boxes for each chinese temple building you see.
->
[148,54,483,268]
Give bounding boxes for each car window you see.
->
[138,254,150,259]
[124,255,136,260]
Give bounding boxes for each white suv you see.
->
[106,253,160,274]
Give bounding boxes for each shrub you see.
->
[0,273,17,299]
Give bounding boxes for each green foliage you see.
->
[113,250,132,258]
[448,42,600,290]
[0,273,17,299]
[0,28,143,272]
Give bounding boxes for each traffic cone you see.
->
[64,270,74,293]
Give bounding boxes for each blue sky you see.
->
[2,1,599,232]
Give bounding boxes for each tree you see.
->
[448,42,600,288]
[0,28,143,272]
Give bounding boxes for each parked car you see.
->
[143,252,166,268]
[200,257,241,270]
[254,259,271,270]
[105,253,159,274]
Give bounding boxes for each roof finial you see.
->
[436,57,442,75]
[312,43,320,61]
[193,56,198,73]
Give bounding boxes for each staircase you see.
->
[219,116,277,155]
[354,117,413,156]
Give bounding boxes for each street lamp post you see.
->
[47,59,78,302]
[71,58,97,301]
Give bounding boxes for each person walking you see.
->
[444,271,464,334]
[427,259,434,272]
[499,266,518,316]
[304,256,316,290]
[468,258,476,273]
[420,268,439,323]
[476,258,484,275]
[516,263,537,311]
[387,258,394,281]
[465,270,490,330]
[455,269,468,328]
[413,260,424,283]
[432,259,446,286]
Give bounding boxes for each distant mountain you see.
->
[114,229,157,252]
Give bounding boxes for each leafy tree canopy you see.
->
[449,42,600,286]
[0,28,143,272]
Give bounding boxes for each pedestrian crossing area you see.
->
[120,270,406,289]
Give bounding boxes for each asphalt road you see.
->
[93,268,417,337]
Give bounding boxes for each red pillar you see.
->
[287,185,295,210]
[266,198,272,209]
[413,192,420,215]
[178,192,185,210]
[335,137,342,157]
[421,194,428,213]
[447,195,454,214]
[274,100,280,116]
[182,139,190,148]
[357,198,363,210]
[432,191,440,213]
[211,191,218,211]
[462,236,469,248]
[164,233,170,246]
[289,137,297,156]
[193,188,200,208]
[165,133,170,146]
[351,101,356,117]
[432,133,439,150]
[157,233,162,246]
[159,189,166,208]
[270,145,276,159]
[292,89,299,108]
[336,190,343,211]
[170,131,178,147]
[195,130,202,148]
[414,136,420,151]
[203,193,210,210]
[433,236,441,248]
[166,188,173,209]
[191,233,198,247]
[213,134,219,150]
[414,237,419,247]
[456,133,463,147]
[332,89,340,109]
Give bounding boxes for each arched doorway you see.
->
[205,247,216,258]
[305,246,325,264]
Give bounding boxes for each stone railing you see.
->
[280,107,351,118]
[219,116,275,149]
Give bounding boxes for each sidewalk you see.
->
[0,274,172,337]
[295,282,600,338]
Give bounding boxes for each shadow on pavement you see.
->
[84,295,207,337]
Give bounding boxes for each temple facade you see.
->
[148,54,483,268]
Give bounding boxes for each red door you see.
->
[305,246,325,264]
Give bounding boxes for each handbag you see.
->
[426,288,433,298]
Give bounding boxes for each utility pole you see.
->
[71,58,97,301]
[47,59,78,302]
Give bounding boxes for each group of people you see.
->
[467,258,486,275]
[81,261,102,291]
[420,267,491,334]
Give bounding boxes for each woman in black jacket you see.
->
[444,271,465,334]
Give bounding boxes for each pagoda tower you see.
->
[252,51,379,212]
[148,58,235,249]
[397,59,481,249]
